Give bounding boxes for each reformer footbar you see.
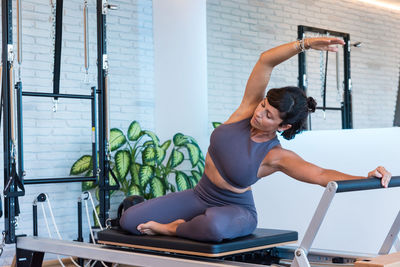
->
[290,176,400,267]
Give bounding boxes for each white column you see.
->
[153,0,208,153]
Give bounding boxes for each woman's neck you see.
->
[250,127,276,143]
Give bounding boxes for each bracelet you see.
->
[295,39,310,53]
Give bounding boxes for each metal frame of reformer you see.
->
[2,0,117,245]
[298,25,353,129]
[289,176,400,267]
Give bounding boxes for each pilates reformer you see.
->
[14,176,400,267]
[2,0,400,266]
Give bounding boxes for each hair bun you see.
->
[307,97,317,113]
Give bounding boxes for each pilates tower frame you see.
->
[2,0,117,244]
[297,25,353,130]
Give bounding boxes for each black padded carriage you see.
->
[97,228,298,257]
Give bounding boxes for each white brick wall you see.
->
[207,0,400,131]
[0,0,154,265]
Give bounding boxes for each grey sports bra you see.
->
[208,117,280,189]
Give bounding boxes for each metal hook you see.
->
[52,99,58,112]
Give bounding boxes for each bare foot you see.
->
[137,219,185,236]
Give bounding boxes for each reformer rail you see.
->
[291,176,400,267]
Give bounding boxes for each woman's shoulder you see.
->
[262,145,291,166]
[223,107,255,125]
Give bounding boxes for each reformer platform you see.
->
[97,227,298,257]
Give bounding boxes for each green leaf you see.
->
[110,166,121,183]
[212,122,222,129]
[155,146,166,164]
[115,150,130,180]
[186,143,200,167]
[142,146,156,166]
[93,205,100,227]
[197,161,205,174]
[168,149,184,169]
[127,121,142,141]
[110,128,127,151]
[143,140,154,147]
[130,162,141,186]
[128,184,141,196]
[175,171,190,191]
[189,176,198,188]
[191,170,202,183]
[82,181,96,191]
[173,133,189,146]
[143,130,159,145]
[160,140,171,151]
[170,184,176,193]
[70,155,92,175]
[139,165,153,187]
[151,177,165,198]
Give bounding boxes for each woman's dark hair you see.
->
[266,86,316,140]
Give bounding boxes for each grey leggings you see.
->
[119,174,258,242]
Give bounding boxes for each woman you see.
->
[120,37,392,242]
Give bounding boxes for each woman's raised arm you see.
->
[234,37,345,119]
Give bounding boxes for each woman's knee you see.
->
[201,219,226,242]
[119,207,141,235]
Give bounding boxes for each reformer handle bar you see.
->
[335,176,400,193]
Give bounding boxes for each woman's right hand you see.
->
[368,166,392,188]
[305,37,345,52]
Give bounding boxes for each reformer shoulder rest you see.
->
[97,227,298,257]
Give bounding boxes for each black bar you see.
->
[298,25,308,130]
[33,204,37,236]
[16,82,24,189]
[315,107,342,111]
[77,199,83,242]
[3,0,16,244]
[53,0,63,100]
[97,0,110,227]
[298,25,349,38]
[22,91,93,99]
[343,35,352,129]
[24,176,97,185]
[336,176,400,193]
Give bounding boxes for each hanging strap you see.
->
[53,0,63,101]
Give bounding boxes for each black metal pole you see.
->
[16,81,24,186]
[297,26,306,92]
[53,0,63,101]
[77,199,83,242]
[3,0,16,244]
[343,35,352,129]
[97,0,110,227]
[24,176,97,185]
[22,91,93,99]
[33,203,38,236]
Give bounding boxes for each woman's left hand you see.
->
[306,37,345,52]
[367,166,392,188]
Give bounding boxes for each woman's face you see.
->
[250,98,287,132]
